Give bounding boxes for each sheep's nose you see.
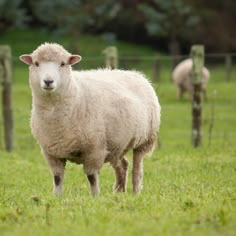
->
[44,80,54,87]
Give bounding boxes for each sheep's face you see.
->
[19,54,81,95]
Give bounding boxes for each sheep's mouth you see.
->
[42,87,55,92]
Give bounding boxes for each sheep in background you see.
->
[172,58,210,100]
[19,43,161,196]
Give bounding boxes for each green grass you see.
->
[1,147,236,236]
[0,147,236,236]
[0,29,236,236]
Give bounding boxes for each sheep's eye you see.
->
[35,61,39,67]
[61,62,65,67]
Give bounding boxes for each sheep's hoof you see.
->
[53,188,63,196]
[113,184,126,193]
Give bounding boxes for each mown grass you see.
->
[0,29,236,236]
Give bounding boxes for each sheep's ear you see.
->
[19,54,33,65]
[69,55,82,65]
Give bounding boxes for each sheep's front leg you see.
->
[84,149,106,196]
[45,154,66,196]
[86,172,100,196]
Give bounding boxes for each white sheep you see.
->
[172,58,210,100]
[19,43,161,196]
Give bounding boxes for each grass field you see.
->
[0,30,236,236]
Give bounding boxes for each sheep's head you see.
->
[19,43,81,95]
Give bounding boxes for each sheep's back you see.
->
[172,59,192,85]
[172,59,210,88]
[73,69,158,109]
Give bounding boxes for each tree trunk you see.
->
[168,37,181,70]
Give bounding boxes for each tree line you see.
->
[1,0,236,55]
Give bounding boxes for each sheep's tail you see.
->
[134,132,157,158]
[135,101,161,158]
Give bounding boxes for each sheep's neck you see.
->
[32,81,82,120]
[33,93,73,109]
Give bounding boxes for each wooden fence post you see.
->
[225,54,232,82]
[191,45,204,147]
[102,46,118,69]
[0,46,13,152]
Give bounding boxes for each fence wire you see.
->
[10,53,236,82]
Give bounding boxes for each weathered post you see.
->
[102,46,118,69]
[190,45,204,147]
[0,46,13,151]
[225,54,232,82]
[152,54,161,82]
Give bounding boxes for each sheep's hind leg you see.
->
[178,85,185,99]
[111,156,129,192]
[132,150,145,194]
[45,154,66,196]
[203,88,208,102]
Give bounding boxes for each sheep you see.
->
[172,58,210,100]
[19,43,161,196]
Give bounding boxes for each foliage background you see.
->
[1,0,236,54]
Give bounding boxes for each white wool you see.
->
[20,43,161,195]
[31,68,161,161]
